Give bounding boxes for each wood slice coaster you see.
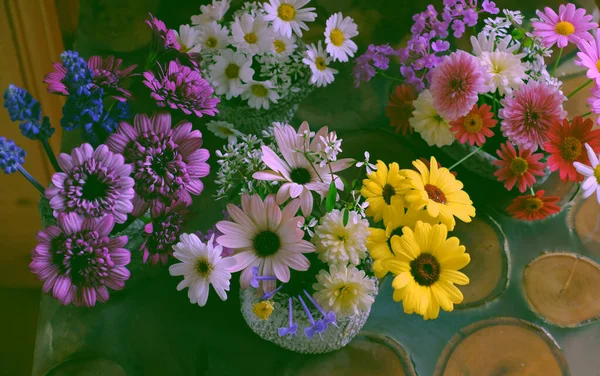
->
[452,216,509,308]
[282,332,416,376]
[523,252,600,327]
[567,194,600,257]
[434,317,569,376]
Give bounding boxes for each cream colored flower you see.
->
[313,209,370,266]
[409,89,454,147]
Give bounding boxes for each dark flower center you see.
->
[382,183,396,205]
[81,174,110,201]
[424,184,446,204]
[225,63,240,79]
[560,137,582,162]
[151,149,175,176]
[524,110,541,129]
[449,77,465,93]
[290,167,311,184]
[196,257,213,278]
[524,197,544,212]
[410,253,441,286]
[253,230,281,257]
[510,157,529,175]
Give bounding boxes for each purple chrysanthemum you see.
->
[145,13,180,50]
[45,143,135,223]
[106,112,210,216]
[30,213,131,307]
[143,60,220,118]
[141,201,187,265]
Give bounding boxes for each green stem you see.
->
[551,48,563,76]
[581,111,592,117]
[449,145,485,171]
[379,71,404,82]
[567,79,593,99]
[529,187,535,195]
[482,93,502,105]
[41,138,62,172]
[17,165,45,194]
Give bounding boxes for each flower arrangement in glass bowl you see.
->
[353,1,600,221]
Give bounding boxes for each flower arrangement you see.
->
[354,1,600,221]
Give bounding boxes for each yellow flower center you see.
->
[251,84,269,97]
[330,28,345,47]
[206,37,218,48]
[596,60,600,71]
[382,183,396,205]
[252,301,275,320]
[218,126,234,136]
[195,257,213,278]
[560,137,582,162]
[463,113,483,133]
[555,21,575,36]
[179,43,190,53]
[510,157,529,175]
[225,63,240,79]
[424,183,447,204]
[277,4,296,21]
[594,165,600,184]
[244,32,258,44]
[410,253,441,286]
[338,285,353,298]
[274,40,286,53]
[524,197,544,212]
[315,57,327,71]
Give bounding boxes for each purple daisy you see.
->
[145,13,180,50]
[143,60,220,118]
[106,112,210,216]
[45,143,135,223]
[43,56,137,101]
[141,200,187,265]
[30,213,131,307]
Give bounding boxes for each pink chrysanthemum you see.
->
[30,213,131,307]
[145,13,180,50]
[106,112,210,216]
[492,142,546,193]
[45,143,135,224]
[143,60,220,118]
[575,30,600,84]
[44,56,137,101]
[253,122,353,217]
[499,80,566,152]
[216,195,315,294]
[532,3,596,49]
[430,51,487,121]
[141,200,187,266]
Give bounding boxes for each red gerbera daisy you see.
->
[506,190,560,221]
[450,104,497,146]
[386,84,417,135]
[493,141,545,192]
[543,116,600,182]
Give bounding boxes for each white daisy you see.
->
[174,24,202,54]
[209,49,255,99]
[302,41,338,87]
[313,209,370,266]
[241,80,280,110]
[574,143,600,203]
[470,31,521,56]
[271,33,297,57]
[409,90,454,147]
[191,0,231,25]
[262,0,317,38]
[207,121,245,144]
[313,263,377,318]
[230,14,273,55]
[197,21,230,51]
[479,51,527,95]
[169,234,236,307]
[324,12,359,62]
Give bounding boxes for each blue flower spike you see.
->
[278,297,298,337]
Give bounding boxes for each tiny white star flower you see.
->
[355,151,377,174]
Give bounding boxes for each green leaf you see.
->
[511,28,525,40]
[343,209,349,226]
[325,181,337,212]
[522,38,533,48]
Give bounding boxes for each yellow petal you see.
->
[392,272,413,289]
[383,259,411,274]
[437,280,464,304]
[440,270,470,285]
[412,159,430,183]
[431,283,454,312]
[439,253,470,271]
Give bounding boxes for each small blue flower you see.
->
[60,87,104,133]
[3,84,41,122]
[19,116,55,140]
[60,50,94,96]
[97,100,132,136]
[0,137,26,174]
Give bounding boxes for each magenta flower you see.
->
[30,213,131,307]
[532,4,597,48]
[145,13,180,50]
[499,81,567,152]
[141,200,187,265]
[106,112,210,216]
[143,60,220,118]
[43,56,137,101]
[576,30,600,84]
[430,51,487,121]
[45,143,135,224]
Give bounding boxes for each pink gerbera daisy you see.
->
[216,195,315,293]
[575,29,600,84]
[499,80,566,152]
[430,51,487,121]
[253,122,353,217]
[532,3,596,48]
[450,104,497,146]
[493,142,546,193]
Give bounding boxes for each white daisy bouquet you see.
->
[353,1,600,220]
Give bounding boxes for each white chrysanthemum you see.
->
[313,263,377,318]
[231,14,273,55]
[479,51,527,95]
[271,33,297,57]
[174,25,202,54]
[241,80,280,110]
[263,0,317,38]
[210,49,255,99]
[207,121,244,143]
[313,209,369,266]
[574,143,600,203]
[324,12,359,62]
[197,21,230,51]
[302,41,338,87]
[191,0,231,25]
[409,90,454,147]
[169,234,236,307]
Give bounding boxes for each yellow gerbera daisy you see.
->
[382,221,470,320]
[367,203,439,279]
[400,156,475,231]
[360,160,406,223]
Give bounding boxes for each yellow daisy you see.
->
[360,160,406,223]
[382,221,470,320]
[400,156,475,231]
